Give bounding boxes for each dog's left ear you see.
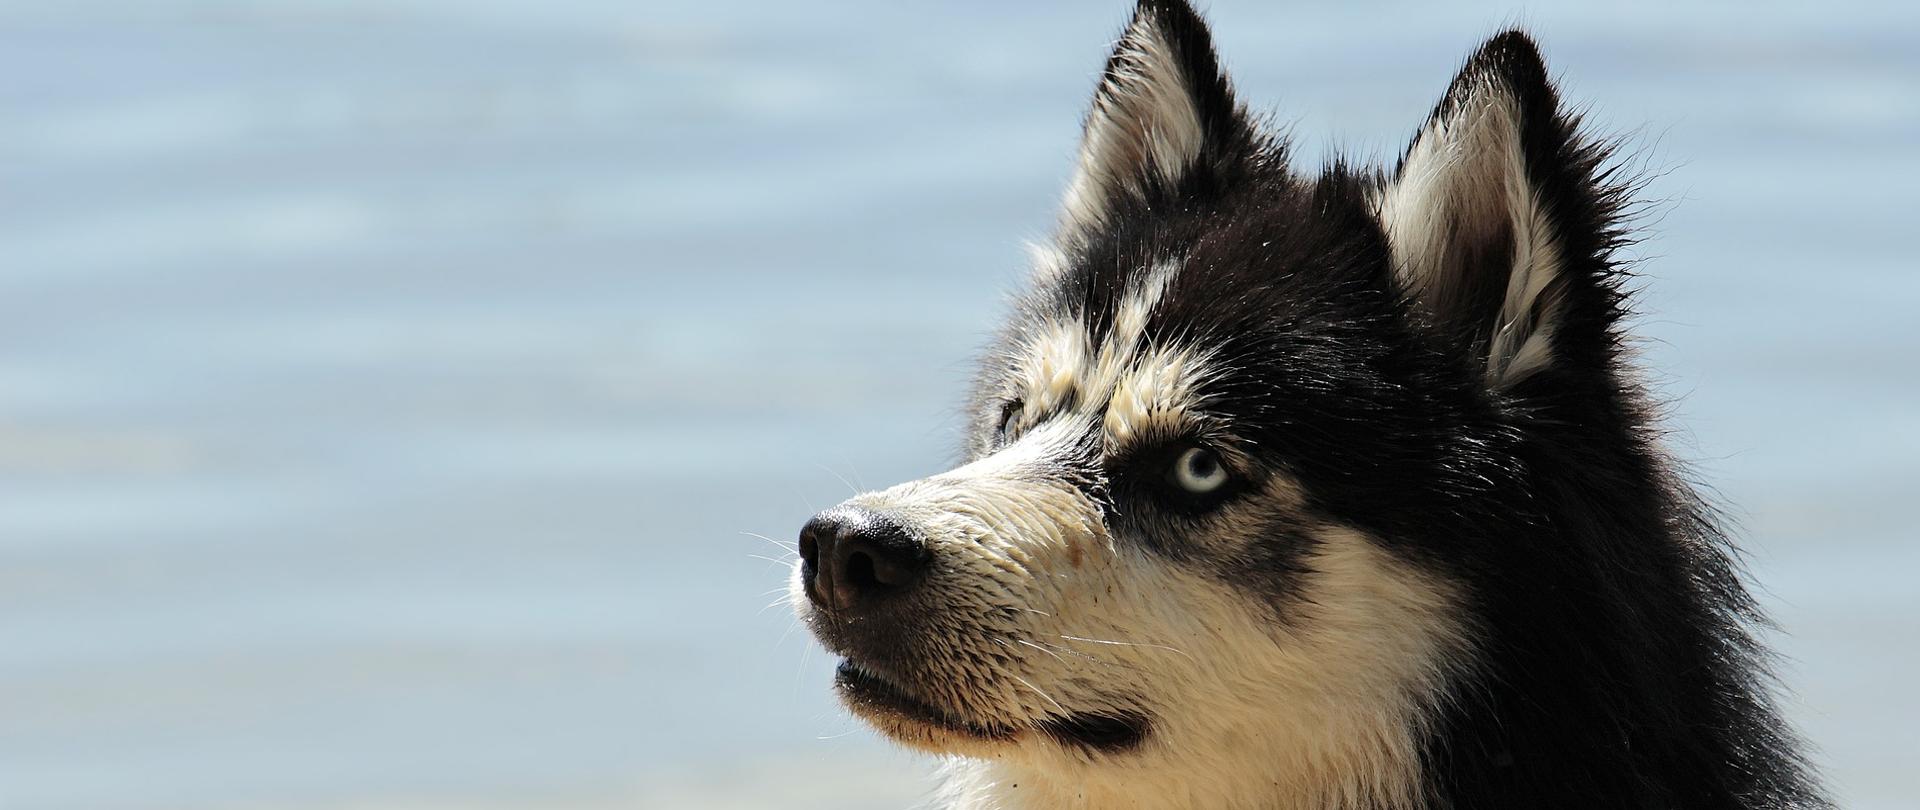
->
[1059,0,1254,240]
[1377,32,1627,391]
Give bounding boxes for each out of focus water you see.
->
[1,1,1915,808]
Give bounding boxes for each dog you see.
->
[788,2,1826,807]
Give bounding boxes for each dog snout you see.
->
[798,506,929,613]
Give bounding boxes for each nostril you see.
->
[843,549,879,592]
[798,530,819,569]
[862,548,916,588]
[835,531,926,601]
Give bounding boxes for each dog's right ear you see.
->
[1058,0,1253,242]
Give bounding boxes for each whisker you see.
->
[1007,673,1069,716]
[791,637,816,702]
[834,451,869,491]
[759,592,797,616]
[1057,634,1193,660]
[992,635,1077,666]
[1012,637,1068,664]
[817,463,862,498]
[776,613,806,650]
[1020,635,1140,670]
[747,552,797,567]
[787,484,820,517]
[741,531,797,553]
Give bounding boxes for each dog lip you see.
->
[835,661,1152,753]
[833,660,1017,740]
[1038,711,1151,753]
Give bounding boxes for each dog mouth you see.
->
[834,661,1017,741]
[833,660,1150,753]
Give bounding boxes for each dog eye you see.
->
[996,398,1024,440]
[1171,447,1229,494]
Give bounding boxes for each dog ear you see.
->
[1059,0,1252,241]
[1376,32,1628,391]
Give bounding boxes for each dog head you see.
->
[792,1,1633,805]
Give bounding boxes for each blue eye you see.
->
[1172,447,1228,493]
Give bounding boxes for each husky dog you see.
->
[789,2,1825,807]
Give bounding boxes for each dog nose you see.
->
[798,506,929,612]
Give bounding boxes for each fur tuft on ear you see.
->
[1060,0,1251,240]
[1376,31,1628,391]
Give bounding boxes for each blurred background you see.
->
[2,1,1915,808]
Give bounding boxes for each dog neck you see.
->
[938,725,1428,810]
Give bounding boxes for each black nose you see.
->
[798,506,929,613]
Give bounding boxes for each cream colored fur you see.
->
[1374,80,1565,386]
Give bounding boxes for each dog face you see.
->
[793,1,1631,805]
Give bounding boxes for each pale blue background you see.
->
[2,1,1915,807]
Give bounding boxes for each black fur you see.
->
[973,3,1826,807]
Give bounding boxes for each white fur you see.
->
[1375,80,1564,386]
[1026,241,1070,285]
[1103,342,1212,449]
[1006,260,1187,440]
[1061,15,1207,237]
[1112,259,1183,348]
